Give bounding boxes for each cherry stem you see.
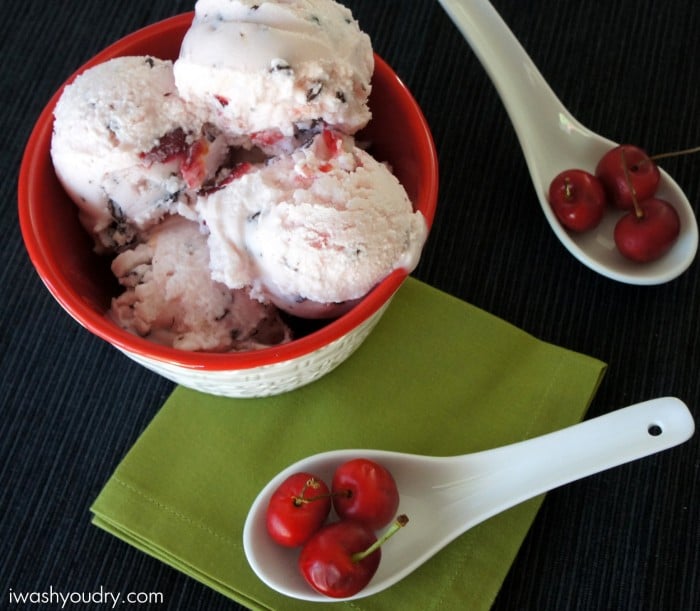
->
[293,478,328,506]
[351,515,409,563]
[651,145,700,161]
[293,480,350,506]
[293,492,330,505]
[564,177,574,200]
[621,148,644,220]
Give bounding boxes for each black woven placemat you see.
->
[2,1,699,609]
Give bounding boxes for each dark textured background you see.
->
[2,1,699,609]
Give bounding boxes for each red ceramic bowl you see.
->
[18,12,438,397]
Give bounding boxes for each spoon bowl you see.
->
[243,397,694,601]
[438,0,698,284]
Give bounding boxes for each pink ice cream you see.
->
[173,0,374,145]
[110,216,291,351]
[51,56,229,252]
[197,130,428,317]
[50,0,430,351]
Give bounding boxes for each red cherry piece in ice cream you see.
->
[140,128,188,165]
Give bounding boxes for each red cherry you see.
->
[614,198,680,262]
[298,520,380,598]
[265,472,331,547]
[332,459,400,530]
[595,144,660,210]
[299,515,409,598]
[548,169,607,232]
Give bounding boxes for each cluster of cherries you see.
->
[548,144,680,262]
[265,458,405,598]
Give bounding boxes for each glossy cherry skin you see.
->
[298,520,380,598]
[614,198,680,262]
[265,472,331,547]
[548,169,607,232]
[332,458,400,530]
[596,144,660,210]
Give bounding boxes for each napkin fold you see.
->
[91,278,606,610]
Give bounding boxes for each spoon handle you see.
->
[461,397,694,524]
[437,0,608,183]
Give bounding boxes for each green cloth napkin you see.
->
[91,278,606,610]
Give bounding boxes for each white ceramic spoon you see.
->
[438,0,698,285]
[243,397,694,601]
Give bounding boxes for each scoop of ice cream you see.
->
[197,130,428,317]
[174,0,373,141]
[51,56,229,252]
[110,216,292,351]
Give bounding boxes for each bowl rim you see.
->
[18,12,439,372]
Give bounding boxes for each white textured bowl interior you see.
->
[115,298,393,397]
